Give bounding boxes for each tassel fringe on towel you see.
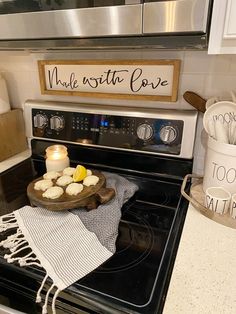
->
[0,212,61,314]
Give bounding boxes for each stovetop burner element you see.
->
[98,209,155,273]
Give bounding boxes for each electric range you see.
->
[0,100,198,314]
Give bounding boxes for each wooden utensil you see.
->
[183,91,206,113]
[27,171,115,211]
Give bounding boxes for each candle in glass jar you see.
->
[45,145,70,172]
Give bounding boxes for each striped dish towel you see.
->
[0,173,138,314]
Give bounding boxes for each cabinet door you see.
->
[224,0,236,38]
[208,0,236,54]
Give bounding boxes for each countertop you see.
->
[0,149,31,173]
[163,203,236,314]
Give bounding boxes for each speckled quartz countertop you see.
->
[163,203,236,314]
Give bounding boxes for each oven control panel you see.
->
[32,109,184,155]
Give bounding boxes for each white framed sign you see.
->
[38,59,181,102]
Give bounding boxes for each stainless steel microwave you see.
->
[0,0,213,50]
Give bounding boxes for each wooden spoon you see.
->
[183,91,206,113]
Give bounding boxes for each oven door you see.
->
[143,0,212,34]
[0,1,142,40]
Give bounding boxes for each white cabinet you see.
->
[208,0,236,54]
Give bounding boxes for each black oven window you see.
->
[0,0,141,14]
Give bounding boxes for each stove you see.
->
[0,100,197,314]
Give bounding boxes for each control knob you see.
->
[50,115,64,131]
[160,125,177,144]
[33,114,48,128]
[137,123,153,140]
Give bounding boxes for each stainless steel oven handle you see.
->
[76,294,128,314]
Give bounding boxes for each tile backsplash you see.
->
[0,49,235,175]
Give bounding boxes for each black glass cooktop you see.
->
[0,166,186,314]
[60,174,185,314]
[0,141,191,314]
[78,201,175,306]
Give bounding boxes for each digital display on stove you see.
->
[100,120,109,127]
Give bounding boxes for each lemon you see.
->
[73,165,87,182]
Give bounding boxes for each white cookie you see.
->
[83,175,99,187]
[66,183,84,196]
[63,167,76,176]
[43,171,61,180]
[42,186,64,199]
[86,169,92,176]
[34,179,53,191]
[56,175,73,187]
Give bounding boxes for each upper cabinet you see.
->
[208,0,236,54]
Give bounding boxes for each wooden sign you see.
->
[38,59,180,102]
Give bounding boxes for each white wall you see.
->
[1,49,236,175]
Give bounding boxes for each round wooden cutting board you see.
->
[27,170,115,211]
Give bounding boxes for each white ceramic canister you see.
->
[0,73,10,114]
[203,136,236,195]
